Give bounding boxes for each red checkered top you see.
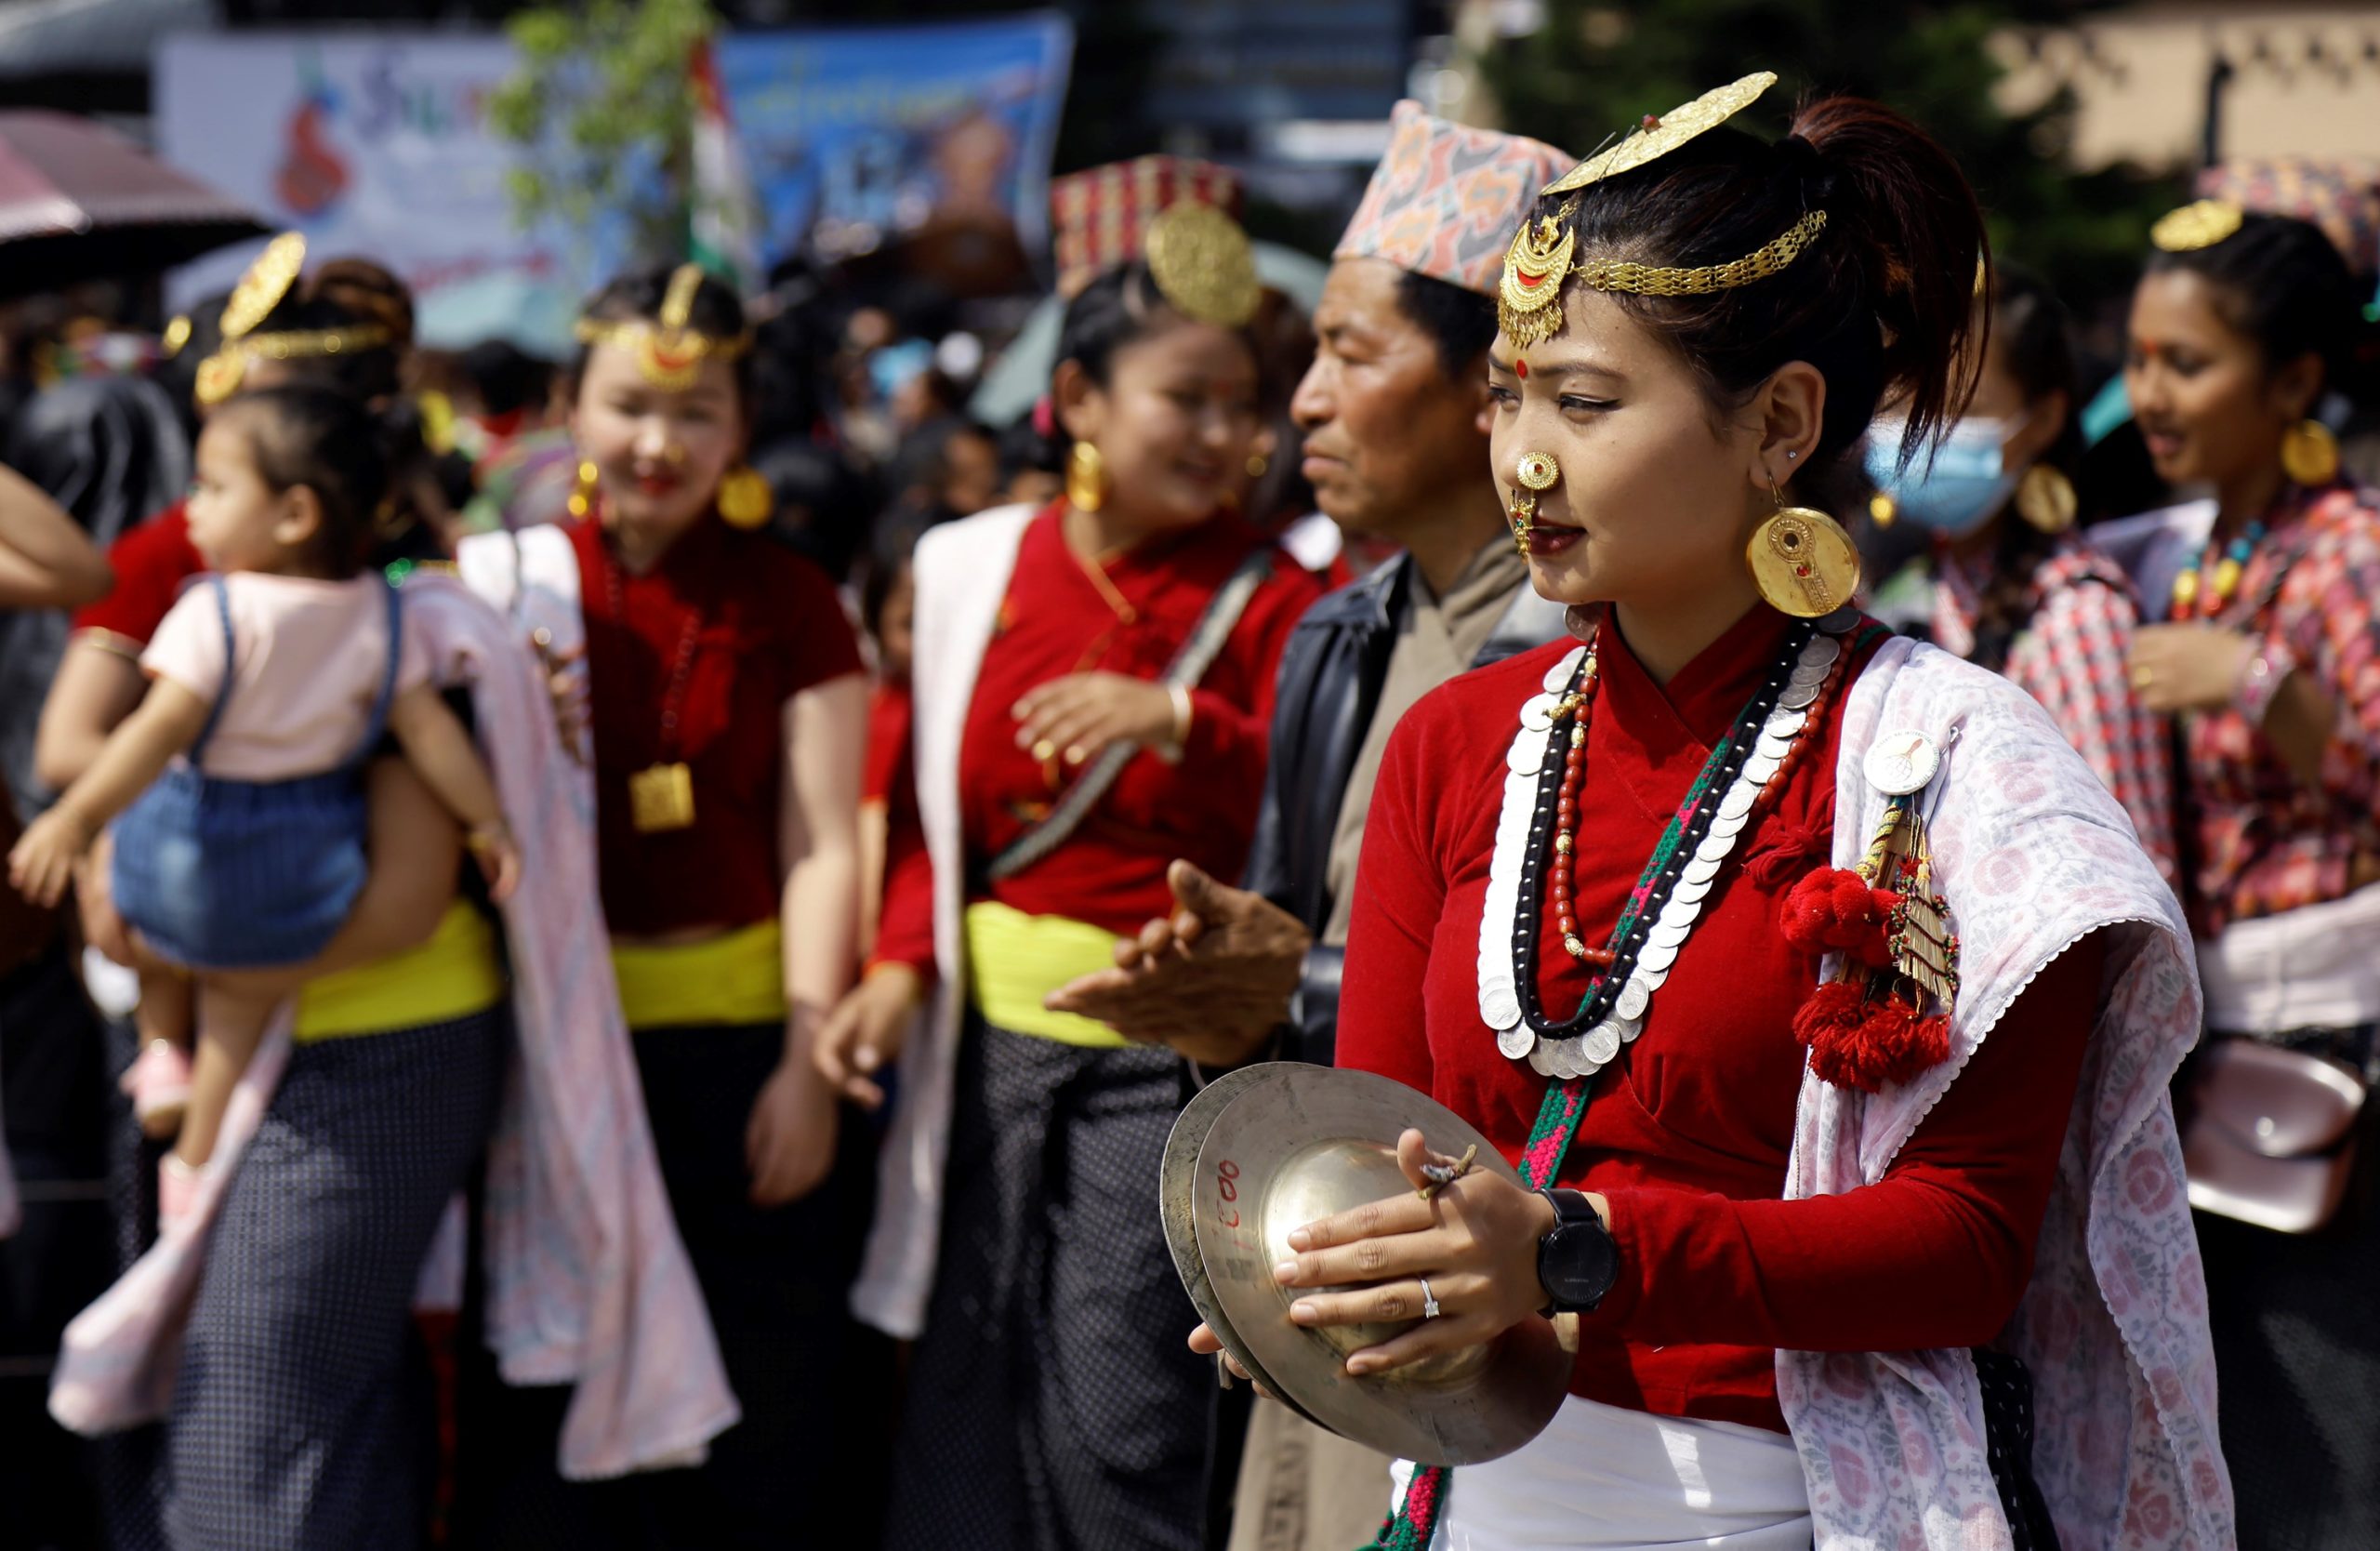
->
[1933,537,2180,888]
[2172,484,2380,933]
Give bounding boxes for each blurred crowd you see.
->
[0,82,2373,1551]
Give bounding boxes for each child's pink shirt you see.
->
[141,573,430,782]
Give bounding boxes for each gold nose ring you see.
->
[1509,451,1561,553]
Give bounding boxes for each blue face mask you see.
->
[1865,417,2018,537]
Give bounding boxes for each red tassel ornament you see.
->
[1778,868,1898,967]
[1801,989,1953,1094]
[1791,978,1871,1054]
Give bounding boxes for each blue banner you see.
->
[719,14,1074,266]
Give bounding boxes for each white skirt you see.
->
[2199,882,2380,1035]
[1390,1395,1812,1551]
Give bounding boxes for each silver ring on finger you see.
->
[1419,1278,1441,1319]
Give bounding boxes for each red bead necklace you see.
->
[1542,628,1852,972]
[1543,648,1617,970]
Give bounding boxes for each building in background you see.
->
[1992,1,2380,170]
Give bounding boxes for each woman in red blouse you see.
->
[2120,207,2380,1549]
[818,209,1324,1550]
[452,265,879,1547]
[1206,89,2226,1550]
[32,253,515,1550]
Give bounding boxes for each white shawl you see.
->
[1780,637,2230,1549]
[850,502,1036,1338]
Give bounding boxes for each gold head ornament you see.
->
[192,232,393,409]
[1497,207,1829,347]
[573,262,755,393]
[1145,202,1261,328]
[218,232,307,342]
[2151,199,2245,254]
[1497,73,1826,349]
[1498,205,1579,352]
[1540,73,1777,197]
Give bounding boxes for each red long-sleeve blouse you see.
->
[569,513,864,936]
[72,502,202,650]
[1338,604,2101,1433]
[873,502,1323,973]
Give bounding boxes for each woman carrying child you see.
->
[16,382,522,1550]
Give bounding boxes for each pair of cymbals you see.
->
[1158,1063,1569,1466]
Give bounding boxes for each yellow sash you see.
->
[294,900,504,1043]
[610,920,787,1031]
[963,900,1128,1048]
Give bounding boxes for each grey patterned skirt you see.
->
[884,1016,1210,1551]
[165,1009,505,1551]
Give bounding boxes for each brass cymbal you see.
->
[1157,1062,1320,1424]
[1159,1063,1569,1466]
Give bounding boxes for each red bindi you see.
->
[1514,359,1527,378]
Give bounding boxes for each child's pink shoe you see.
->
[157,1156,202,1232]
[121,1039,192,1140]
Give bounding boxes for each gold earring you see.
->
[2281,418,2340,486]
[1747,480,1862,618]
[1509,451,1559,555]
[1066,442,1107,513]
[567,459,599,520]
[2014,463,2077,534]
[1246,452,1269,479]
[717,465,774,529]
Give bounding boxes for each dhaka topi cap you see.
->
[1334,102,1576,298]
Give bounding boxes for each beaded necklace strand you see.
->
[2168,520,2265,620]
[1480,618,1853,1078]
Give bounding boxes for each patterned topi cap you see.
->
[1050,155,1244,298]
[1334,102,1576,298]
[2195,156,2380,276]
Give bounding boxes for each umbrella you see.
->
[0,111,268,298]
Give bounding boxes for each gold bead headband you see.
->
[194,325,395,407]
[573,263,755,392]
[1499,205,1830,350]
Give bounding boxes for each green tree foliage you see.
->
[1477,1,2184,323]
[487,0,718,260]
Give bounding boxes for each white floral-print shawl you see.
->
[1779,636,2231,1550]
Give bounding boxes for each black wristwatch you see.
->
[1536,1187,1620,1313]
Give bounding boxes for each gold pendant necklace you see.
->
[603,537,705,834]
[628,760,695,832]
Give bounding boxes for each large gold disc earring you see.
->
[1066,442,1107,513]
[1747,482,1862,618]
[717,465,775,529]
[2014,463,2077,534]
[567,459,600,520]
[1509,450,1559,554]
[2281,418,2340,487]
